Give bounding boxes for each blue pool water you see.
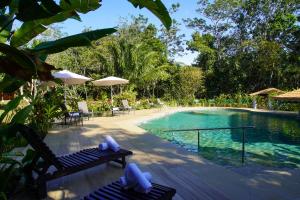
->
[140,109,300,168]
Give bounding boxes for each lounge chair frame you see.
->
[121,99,134,113]
[82,180,176,200]
[78,101,93,120]
[17,125,132,198]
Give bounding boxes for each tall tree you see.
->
[186,0,299,96]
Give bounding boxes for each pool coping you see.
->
[136,107,299,127]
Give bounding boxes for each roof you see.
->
[273,89,300,102]
[249,88,284,96]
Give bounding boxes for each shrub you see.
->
[135,98,152,110]
[87,99,111,112]
[113,90,137,107]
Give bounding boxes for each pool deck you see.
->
[45,107,300,200]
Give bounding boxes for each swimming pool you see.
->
[140,109,300,168]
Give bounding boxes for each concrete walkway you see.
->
[45,107,300,200]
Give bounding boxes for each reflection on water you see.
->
[140,109,300,168]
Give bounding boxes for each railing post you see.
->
[242,128,245,164]
[197,130,200,152]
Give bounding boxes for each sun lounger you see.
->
[121,99,134,113]
[82,180,176,200]
[78,101,93,120]
[17,124,133,198]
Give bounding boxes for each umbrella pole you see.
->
[64,84,67,105]
[111,85,113,106]
[84,84,88,100]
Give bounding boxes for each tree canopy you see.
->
[185,0,299,97]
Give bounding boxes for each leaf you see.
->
[0,57,34,81]
[0,14,13,43]
[0,161,19,194]
[16,0,61,22]
[31,28,117,54]
[0,75,26,93]
[11,104,33,124]
[0,95,23,123]
[10,24,47,47]
[0,192,7,200]
[36,60,57,81]
[40,0,63,14]
[60,0,101,14]
[0,43,35,69]
[0,44,56,82]
[11,10,80,47]
[128,0,171,30]
[21,149,37,166]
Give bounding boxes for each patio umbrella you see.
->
[92,76,129,105]
[52,70,91,103]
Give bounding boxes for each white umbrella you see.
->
[53,70,91,85]
[92,76,129,105]
[52,70,91,103]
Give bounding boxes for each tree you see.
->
[175,66,204,103]
[185,0,299,96]
[0,0,171,92]
[159,3,186,59]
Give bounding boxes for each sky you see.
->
[60,0,199,65]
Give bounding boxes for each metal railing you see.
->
[164,126,255,164]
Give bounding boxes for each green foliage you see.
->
[0,95,24,123]
[47,16,172,100]
[128,0,171,30]
[32,28,117,55]
[135,98,152,110]
[0,161,20,200]
[87,99,111,112]
[186,0,299,96]
[0,0,171,94]
[10,10,80,47]
[29,90,63,135]
[114,90,137,107]
[174,67,204,104]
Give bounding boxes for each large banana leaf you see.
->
[11,10,80,47]
[0,75,26,93]
[0,57,33,80]
[0,95,24,123]
[36,60,57,80]
[11,105,33,124]
[16,0,62,22]
[0,43,35,70]
[0,14,13,43]
[60,0,101,14]
[0,43,36,81]
[128,0,171,30]
[0,43,57,84]
[31,28,117,54]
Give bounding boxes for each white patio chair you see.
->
[121,99,134,113]
[78,101,93,120]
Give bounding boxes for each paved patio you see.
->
[45,107,300,200]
